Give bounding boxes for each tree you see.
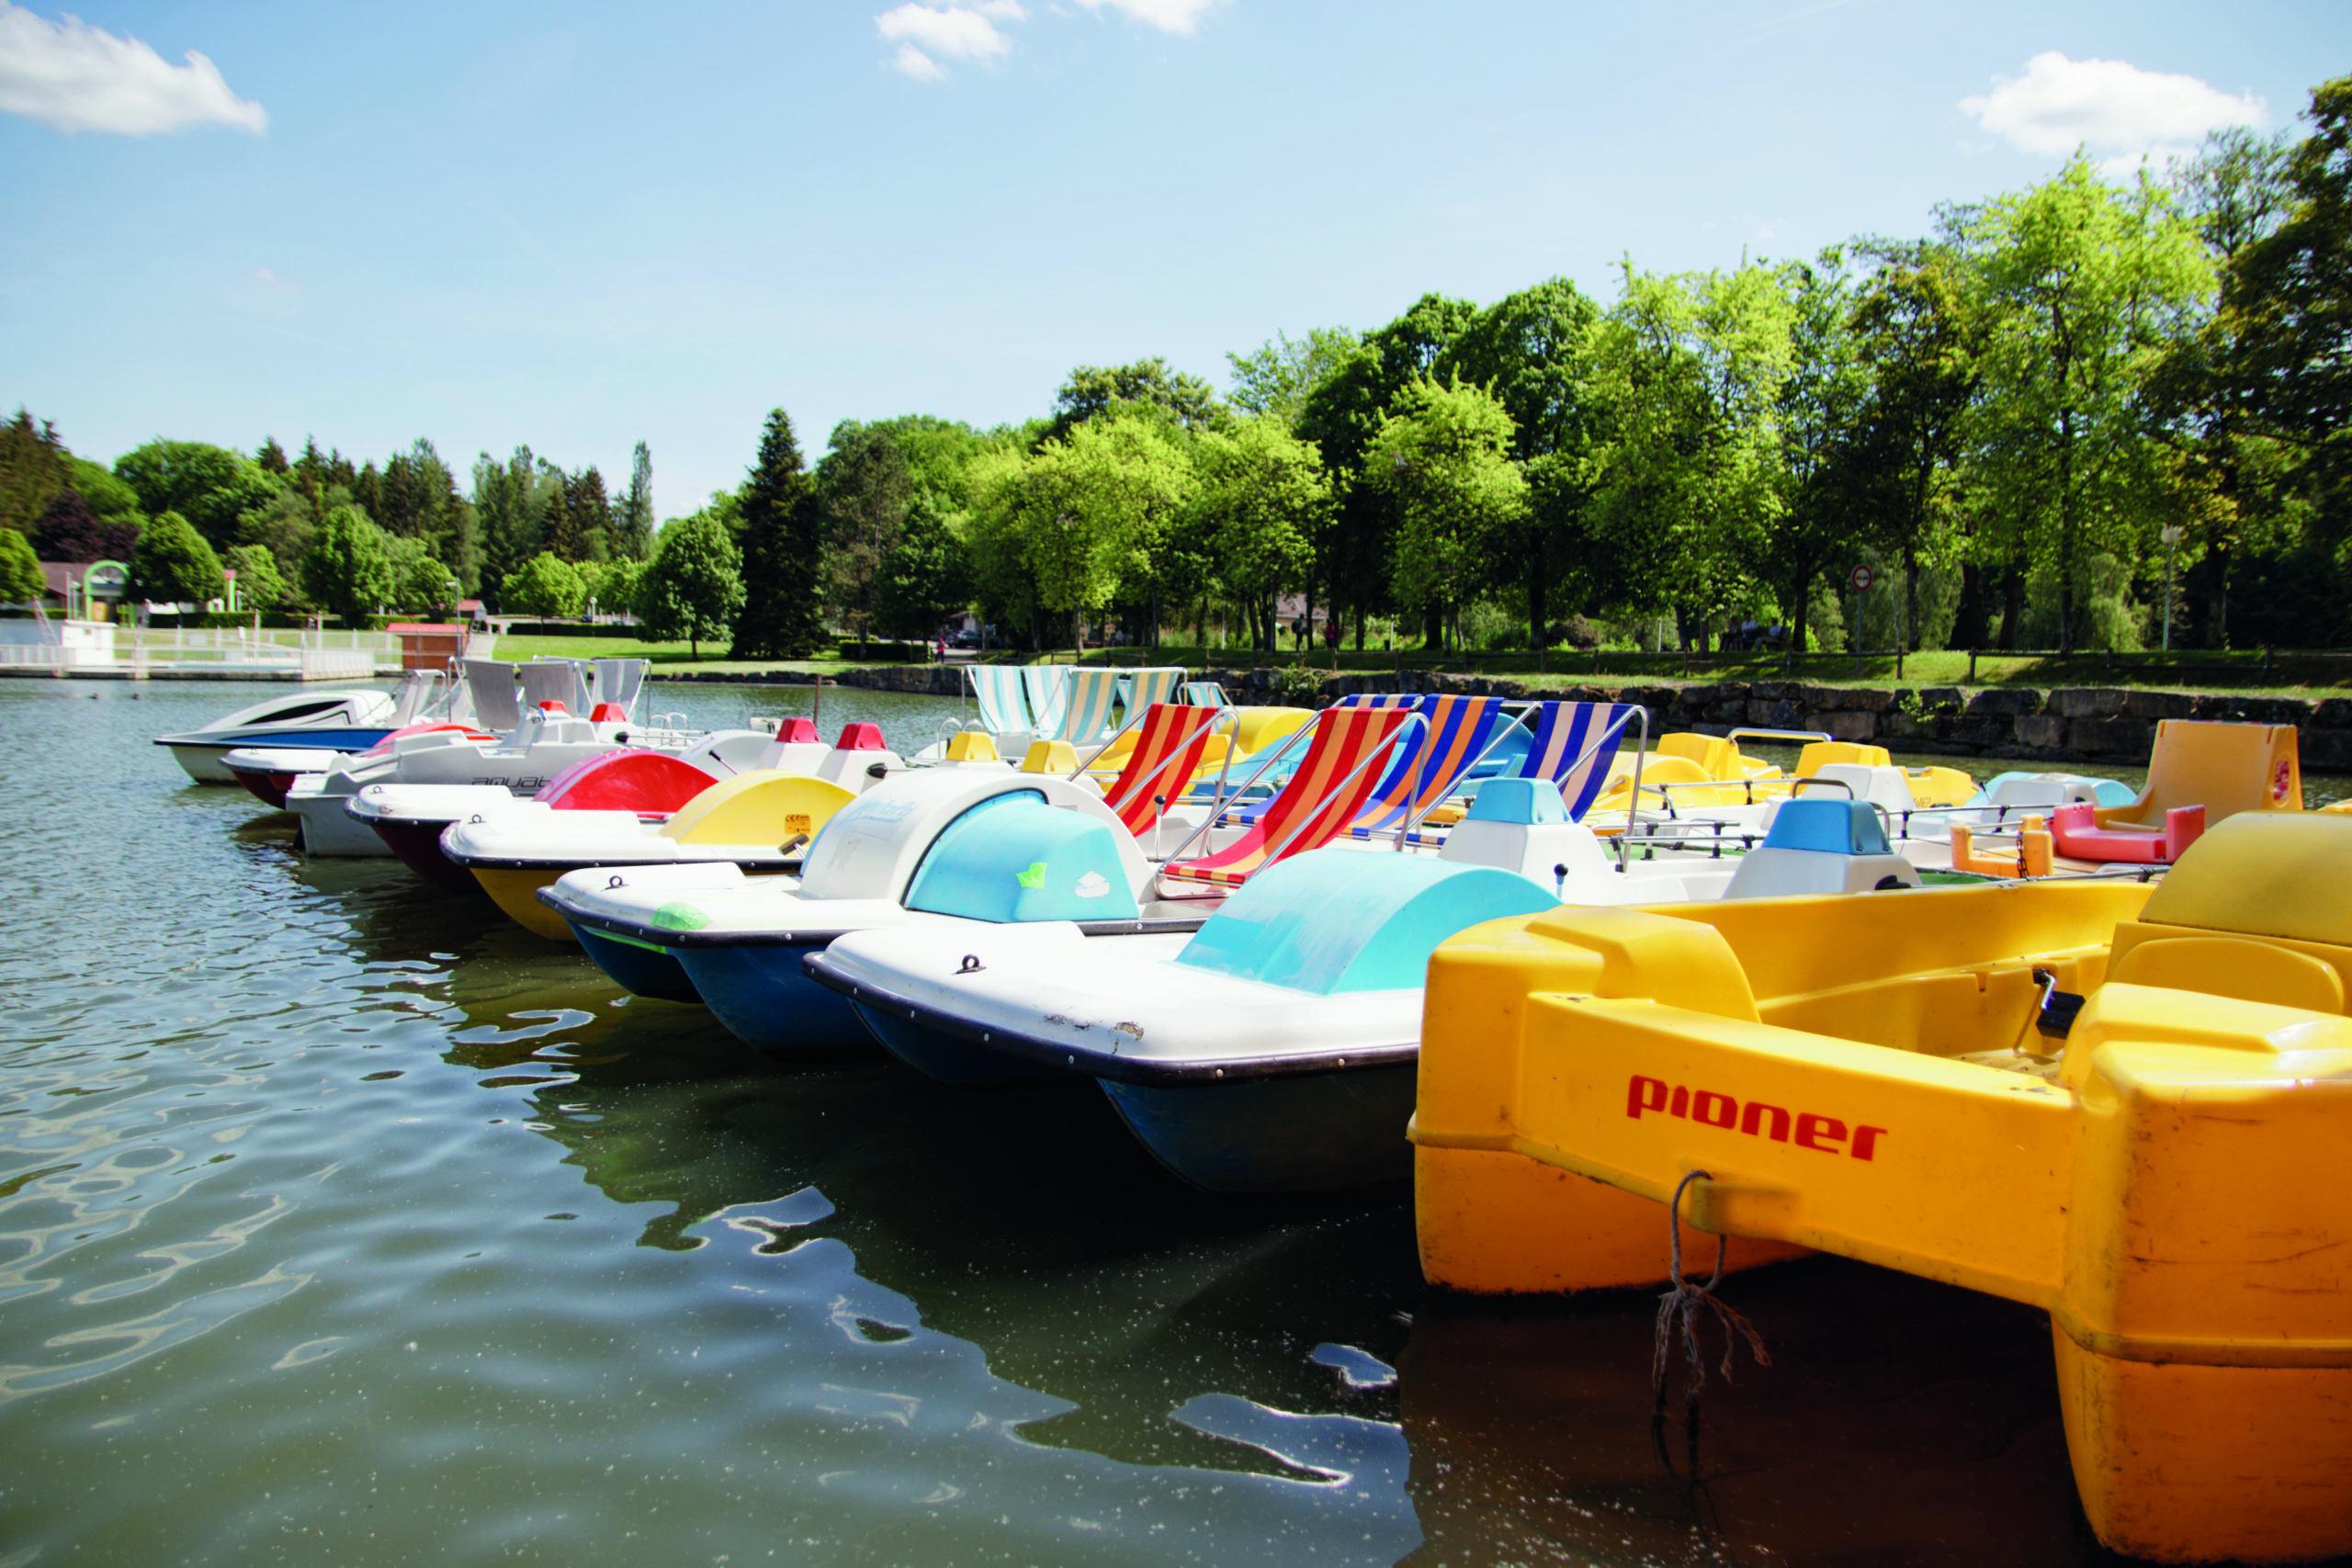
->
[1437,277,1603,656]
[1045,358,1227,444]
[732,409,827,658]
[615,442,655,560]
[502,552,588,618]
[256,436,289,474]
[1296,293,1481,646]
[817,423,915,649]
[223,543,289,611]
[1958,157,2213,652]
[565,466,613,560]
[0,410,70,536]
[31,488,140,563]
[0,525,40,604]
[1188,417,1327,650]
[388,536,456,614]
[1363,378,1527,652]
[1849,241,1980,650]
[1768,253,1876,655]
[583,556,647,620]
[472,446,545,603]
[379,437,476,591]
[1580,262,1795,649]
[875,490,972,637]
[540,470,576,560]
[640,509,745,658]
[992,409,1195,652]
[115,440,279,553]
[300,504,397,626]
[1226,329,1362,427]
[2233,74,2352,547]
[234,487,316,584]
[131,510,225,607]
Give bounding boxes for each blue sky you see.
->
[2,0,2343,520]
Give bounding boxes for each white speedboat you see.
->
[156,686,402,784]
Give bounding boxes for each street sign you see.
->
[1849,564,1874,592]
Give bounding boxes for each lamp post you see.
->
[2160,526,2185,652]
[445,578,460,626]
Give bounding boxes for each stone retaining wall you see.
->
[655,662,2350,770]
[1201,668,2352,771]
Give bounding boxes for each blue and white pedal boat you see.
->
[537,766,1203,1049]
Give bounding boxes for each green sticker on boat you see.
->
[652,900,711,932]
[1016,862,1046,888]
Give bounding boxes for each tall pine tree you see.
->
[616,442,655,560]
[732,409,827,658]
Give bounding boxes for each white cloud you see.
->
[1959,51,2262,165]
[0,3,266,135]
[876,3,1023,77]
[890,43,945,80]
[1079,0,1218,34]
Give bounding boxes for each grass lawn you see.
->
[489,634,929,676]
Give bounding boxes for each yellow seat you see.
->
[944,730,999,762]
[659,772,856,847]
[1019,739,1079,774]
[1794,740,1891,774]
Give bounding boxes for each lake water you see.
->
[0,679,2328,1567]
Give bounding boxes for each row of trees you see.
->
[0,411,658,622]
[674,73,2352,661]
[13,74,2350,658]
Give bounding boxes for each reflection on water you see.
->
[2,677,2333,1566]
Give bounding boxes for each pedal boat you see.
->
[537,765,1188,1032]
[356,719,884,895]
[1408,809,2352,1564]
[805,794,1924,1193]
[153,686,403,783]
[345,746,732,889]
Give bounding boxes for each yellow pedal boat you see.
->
[1410,810,2352,1563]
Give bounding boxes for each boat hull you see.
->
[1100,1065,1417,1193]
[848,1001,1057,1084]
[471,867,574,937]
[673,943,871,1057]
[159,728,392,784]
[574,926,702,1005]
[371,818,480,891]
[288,792,390,856]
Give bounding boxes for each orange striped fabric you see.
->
[1104,704,1221,835]
[1345,694,1502,838]
[1161,706,1415,889]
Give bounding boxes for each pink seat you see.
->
[2052,801,2204,864]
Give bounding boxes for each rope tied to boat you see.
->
[1652,1169,1770,1444]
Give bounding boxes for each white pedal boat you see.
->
[537,765,1198,1030]
[802,793,1925,1193]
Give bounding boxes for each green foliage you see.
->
[1046,358,1227,445]
[1365,378,1528,651]
[2234,74,2352,545]
[0,525,41,604]
[235,486,316,585]
[0,410,71,536]
[66,457,141,526]
[976,407,1196,650]
[1958,155,2212,652]
[222,544,289,610]
[300,505,396,626]
[615,443,655,560]
[114,440,280,553]
[131,511,225,606]
[1226,329,1362,427]
[818,422,915,644]
[733,409,827,658]
[501,552,587,618]
[640,508,745,657]
[1578,262,1795,644]
[1187,417,1327,649]
[582,556,647,619]
[875,490,972,637]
